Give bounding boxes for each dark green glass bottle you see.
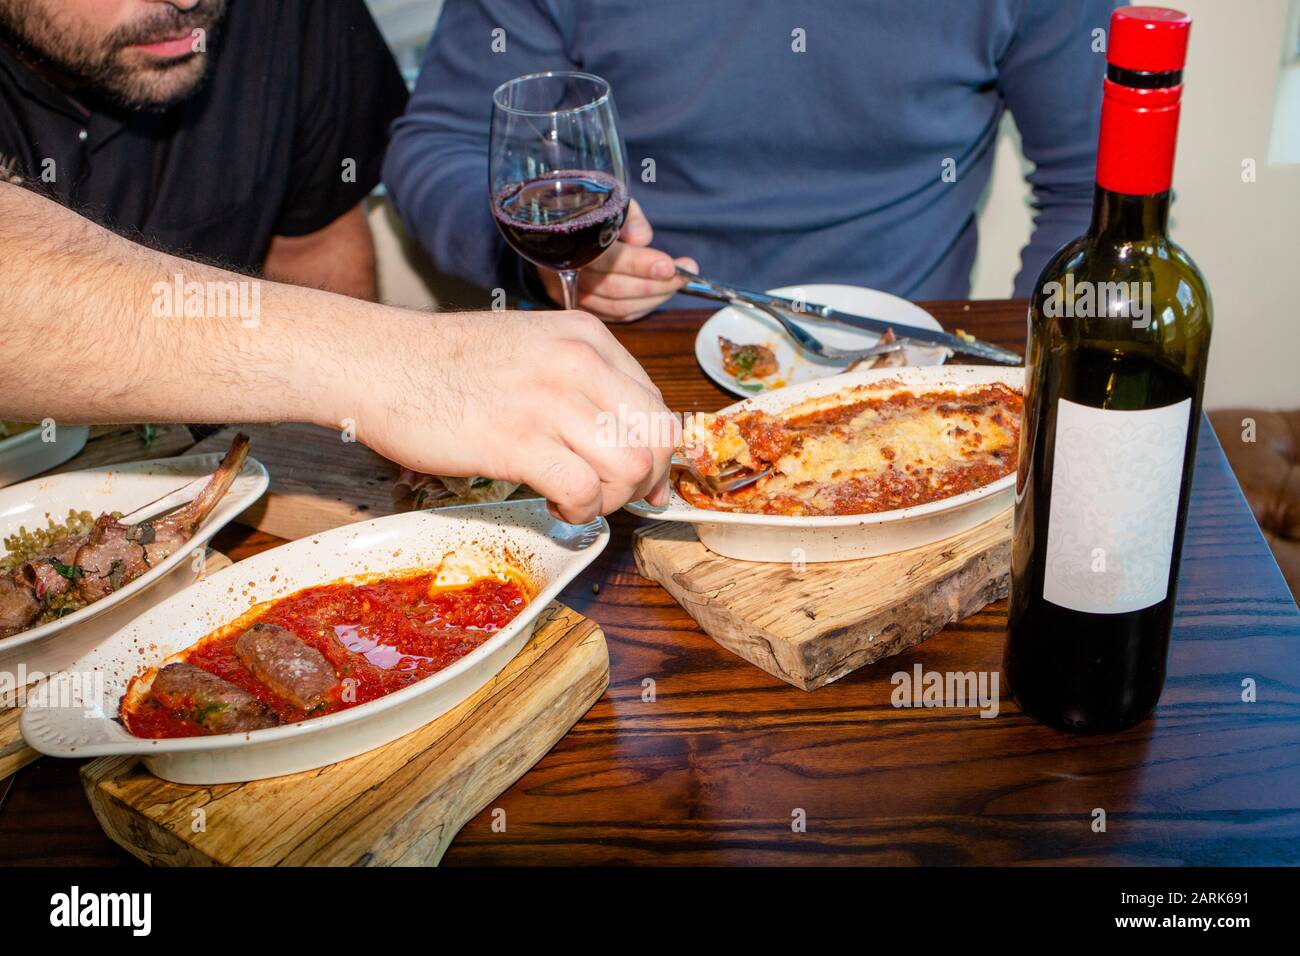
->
[1005,7,1212,733]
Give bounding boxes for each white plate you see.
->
[21,500,609,784]
[696,284,949,398]
[0,425,89,488]
[0,452,269,684]
[627,365,1024,563]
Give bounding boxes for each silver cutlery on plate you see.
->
[677,266,1022,365]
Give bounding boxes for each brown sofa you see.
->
[1209,409,1300,601]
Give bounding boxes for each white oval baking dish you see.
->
[626,364,1024,562]
[0,451,268,702]
[21,499,608,784]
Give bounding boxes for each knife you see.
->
[678,269,1023,366]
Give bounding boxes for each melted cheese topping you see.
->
[681,415,755,476]
[678,383,1022,516]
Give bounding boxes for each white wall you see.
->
[971,0,1300,410]
[365,0,444,70]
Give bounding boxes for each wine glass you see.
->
[490,71,629,313]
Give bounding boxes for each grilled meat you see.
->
[0,574,42,639]
[234,622,337,711]
[17,536,86,603]
[0,432,250,640]
[150,662,280,734]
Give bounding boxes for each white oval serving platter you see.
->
[0,424,90,488]
[626,364,1024,563]
[695,283,949,398]
[0,451,268,692]
[21,499,609,784]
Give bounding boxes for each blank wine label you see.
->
[1043,397,1191,614]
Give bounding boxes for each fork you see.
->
[740,298,905,363]
[118,476,206,524]
[676,266,907,364]
[671,453,769,495]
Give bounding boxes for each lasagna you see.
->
[678,381,1022,516]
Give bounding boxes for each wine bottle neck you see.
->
[1093,76,1182,235]
[1090,186,1170,242]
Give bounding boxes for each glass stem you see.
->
[558,270,579,310]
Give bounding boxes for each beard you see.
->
[0,0,228,111]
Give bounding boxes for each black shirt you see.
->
[0,0,408,273]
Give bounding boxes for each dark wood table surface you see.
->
[3,300,1298,866]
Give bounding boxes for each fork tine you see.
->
[711,467,769,494]
[670,451,769,497]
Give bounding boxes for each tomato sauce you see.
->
[121,571,528,739]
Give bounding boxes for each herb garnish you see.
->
[48,557,84,580]
[732,348,758,379]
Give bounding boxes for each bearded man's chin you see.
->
[100,53,211,112]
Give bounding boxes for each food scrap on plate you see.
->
[719,336,779,386]
[846,327,908,371]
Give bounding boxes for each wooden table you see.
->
[2,300,1298,866]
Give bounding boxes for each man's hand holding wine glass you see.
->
[537,200,698,322]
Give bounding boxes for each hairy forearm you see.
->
[263,205,378,301]
[0,183,387,430]
[0,184,674,522]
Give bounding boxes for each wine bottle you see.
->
[1004,6,1212,733]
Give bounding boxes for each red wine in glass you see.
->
[490,71,629,313]
[492,169,628,272]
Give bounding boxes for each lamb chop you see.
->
[20,536,85,602]
[74,432,250,602]
[0,432,250,638]
[0,535,84,636]
[0,575,42,637]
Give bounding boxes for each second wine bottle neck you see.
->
[1090,186,1171,243]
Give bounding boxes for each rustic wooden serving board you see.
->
[81,602,607,867]
[0,708,30,781]
[189,423,539,539]
[634,509,1012,690]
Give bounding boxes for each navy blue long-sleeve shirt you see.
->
[385,0,1120,304]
